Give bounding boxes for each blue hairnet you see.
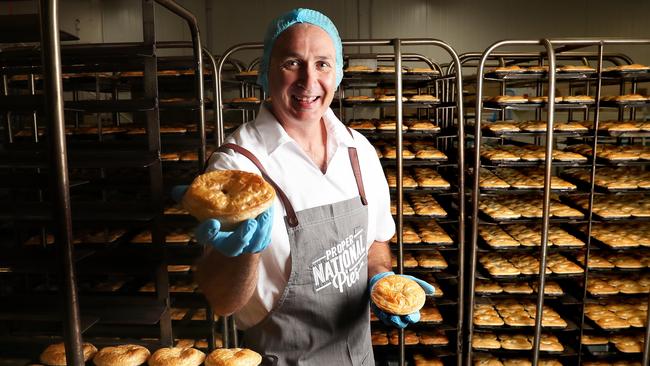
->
[257,8,343,94]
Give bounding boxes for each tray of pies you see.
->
[390,251,449,272]
[473,300,569,330]
[479,224,584,250]
[575,250,650,272]
[472,332,566,354]
[474,279,564,298]
[602,63,650,78]
[578,119,650,137]
[376,140,448,162]
[355,118,440,134]
[479,196,584,222]
[483,95,531,108]
[386,167,451,191]
[389,220,454,247]
[586,273,650,297]
[585,223,650,249]
[224,96,262,109]
[480,144,588,165]
[478,252,584,279]
[562,167,650,193]
[481,120,588,136]
[565,144,650,164]
[390,193,448,218]
[479,167,576,192]
[370,329,450,348]
[568,194,650,221]
[600,94,650,107]
[584,299,648,331]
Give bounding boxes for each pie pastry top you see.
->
[204,348,262,366]
[182,170,276,230]
[371,274,426,315]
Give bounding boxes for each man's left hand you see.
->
[369,271,435,328]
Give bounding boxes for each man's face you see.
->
[268,24,337,126]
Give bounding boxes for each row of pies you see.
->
[584,298,648,330]
[161,149,215,162]
[140,279,199,294]
[577,250,650,270]
[566,143,650,161]
[479,168,576,190]
[582,332,647,354]
[479,253,584,277]
[39,343,259,366]
[479,224,584,248]
[482,119,650,134]
[563,167,650,191]
[344,65,438,74]
[375,140,448,160]
[372,303,443,323]
[481,144,587,162]
[490,63,650,74]
[390,193,447,217]
[571,194,650,219]
[587,273,650,296]
[14,123,216,138]
[587,222,650,248]
[472,332,563,352]
[485,94,650,105]
[391,250,448,270]
[131,228,194,245]
[389,220,453,245]
[485,95,595,104]
[24,229,127,246]
[475,279,564,296]
[474,355,563,366]
[386,167,450,189]
[344,94,439,103]
[479,196,583,220]
[371,329,448,346]
[473,300,568,328]
[170,307,220,321]
[348,118,440,132]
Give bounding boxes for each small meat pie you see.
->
[40,342,97,366]
[486,95,529,104]
[182,170,275,231]
[148,347,206,366]
[371,274,426,315]
[205,348,262,366]
[93,344,150,366]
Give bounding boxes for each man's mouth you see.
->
[292,95,320,103]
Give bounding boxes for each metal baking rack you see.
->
[216,39,464,366]
[0,0,228,363]
[463,38,650,366]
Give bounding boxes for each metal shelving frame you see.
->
[216,38,465,366]
[0,0,208,363]
[465,38,650,366]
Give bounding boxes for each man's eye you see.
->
[283,60,300,68]
[318,61,331,69]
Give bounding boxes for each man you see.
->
[184,8,433,365]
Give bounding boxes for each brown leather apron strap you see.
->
[345,127,368,206]
[220,143,299,227]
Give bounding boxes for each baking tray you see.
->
[600,100,650,108]
[472,343,576,356]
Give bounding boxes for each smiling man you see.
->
[195,8,432,365]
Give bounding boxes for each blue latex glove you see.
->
[369,271,435,328]
[171,185,274,257]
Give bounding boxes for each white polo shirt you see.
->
[205,104,395,329]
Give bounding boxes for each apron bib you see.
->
[221,140,373,366]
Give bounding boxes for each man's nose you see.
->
[297,65,317,89]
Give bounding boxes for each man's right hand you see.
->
[172,185,274,257]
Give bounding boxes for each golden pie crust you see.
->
[205,348,262,366]
[93,344,150,366]
[40,342,97,366]
[148,347,206,366]
[371,274,426,315]
[182,170,275,231]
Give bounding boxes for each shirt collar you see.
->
[253,104,356,156]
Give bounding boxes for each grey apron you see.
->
[221,138,374,366]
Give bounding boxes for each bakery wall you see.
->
[2,0,650,64]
